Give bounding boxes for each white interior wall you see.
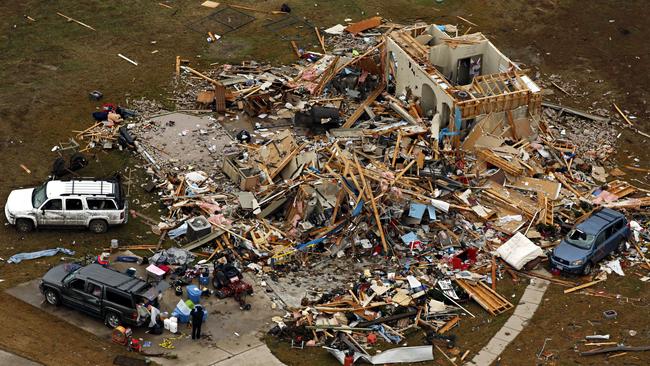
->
[387,37,455,136]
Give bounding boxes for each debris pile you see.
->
[71,18,649,363]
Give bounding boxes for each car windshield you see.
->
[565,229,595,249]
[62,266,82,283]
[32,183,48,208]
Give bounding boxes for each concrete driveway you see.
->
[6,271,284,366]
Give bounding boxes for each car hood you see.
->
[42,264,71,284]
[553,241,591,262]
[6,188,35,213]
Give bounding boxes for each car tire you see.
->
[89,219,108,234]
[105,311,121,328]
[44,289,60,306]
[16,219,34,233]
[582,262,593,276]
[617,240,626,253]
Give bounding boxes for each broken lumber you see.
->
[354,154,388,253]
[477,149,524,176]
[563,279,604,294]
[581,345,650,356]
[613,103,633,126]
[180,66,223,86]
[455,279,513,315]
[56,12,96,31]
[342,84,384,128]
[345,16,382,35]
[542,102,610,122]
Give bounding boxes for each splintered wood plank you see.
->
[214,84,226,113]
[345,16,382,35]
[342,83,385,128]
[456,279,513,316]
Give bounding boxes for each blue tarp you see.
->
[8,247,75,264]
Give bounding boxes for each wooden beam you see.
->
[180,66,222,86]
[564,279,604,294]
[290,40,301,58]
[391,131,402,167]
[613,103,633,126]
[268,142,307,179]
[506,110,518,140]
[314,27,326,53]
[353,154,388,253]
[342,84,385,128]
[56,12,96,31]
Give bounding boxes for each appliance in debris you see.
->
[187,216,212,242]
[213,263,253,310]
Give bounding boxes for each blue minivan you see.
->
[550,208,630,275]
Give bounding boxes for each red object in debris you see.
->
[466,247,478,261]
[344,353,355,366]
[129,338,142,352]
[96,254,109,267]
[102,103,116,111]
[367,333,378,345]
[449,247,478,270]
[157,264,171,275]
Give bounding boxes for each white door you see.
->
[39,199,65,225]
[64,198,86,226]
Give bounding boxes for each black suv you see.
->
[40,263,158,328]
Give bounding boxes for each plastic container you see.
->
[169,317,178,333]
[176,299,191,314]
[164,318,171,330]
[187,285,201,304]
[199,274,209,286]
[110,239,119,250]
[174,311,189,324]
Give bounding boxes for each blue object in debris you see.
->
[409,203,426,219]
[187,285,201,304]
[168,222,188,239]
[7,247,75,264]
[401,231,419,244]
[352,200,364,216]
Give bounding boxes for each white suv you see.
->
[4,178,128,233]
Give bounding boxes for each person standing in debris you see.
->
[190,304,204,340]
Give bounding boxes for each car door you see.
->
[609,219,625,250]
[105,288,134,321]
[83,281,103,317]
[61,278,87,310]
[87,198,120,224]
[593,231,609,262]
[39,199,65,226]
[64,198,86,226]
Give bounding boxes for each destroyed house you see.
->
[386,24,542,141]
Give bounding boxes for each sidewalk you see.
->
[0,350,42,366]
[465,273,550,366]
